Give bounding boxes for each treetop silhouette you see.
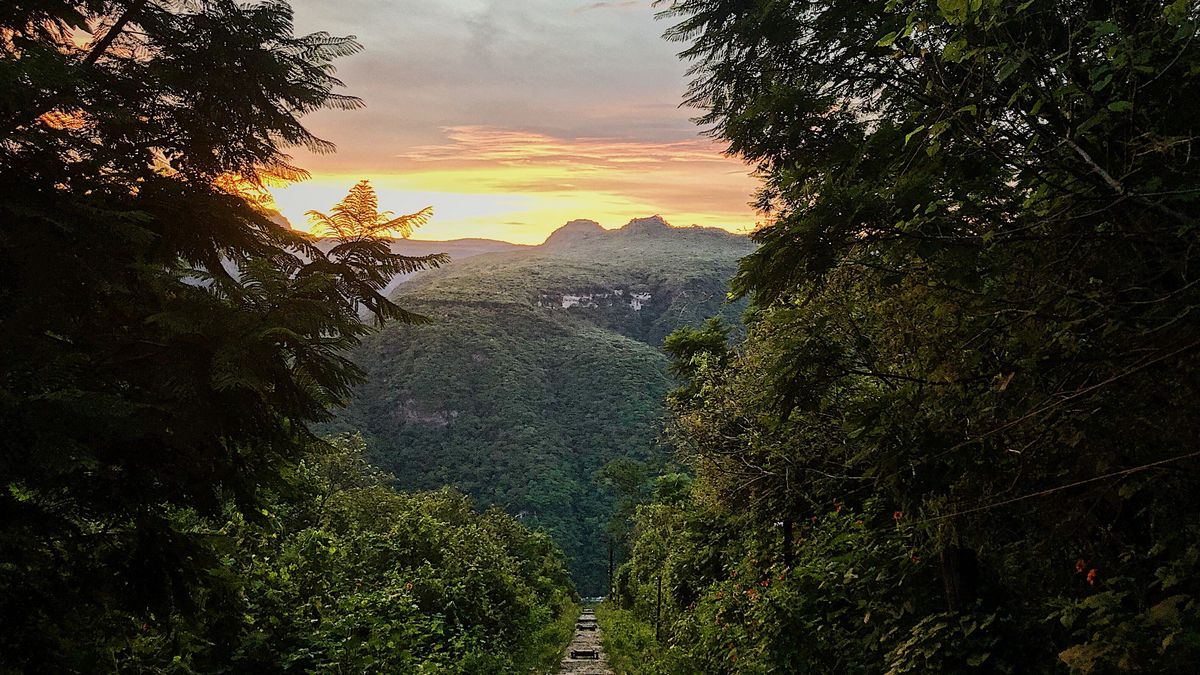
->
[307,179,434,240]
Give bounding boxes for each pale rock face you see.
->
[538,289,652,311]
[397,398,459,428]
[561,294,592,309]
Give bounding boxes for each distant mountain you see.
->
[325,217,756,594]
[541,218,605,248]
[268,212,293,229]
[379,238,529,296]
[256,208,527,293]
[308,236,529,297]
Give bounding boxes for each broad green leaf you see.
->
[943,39,969,62]
[938,0,968,24]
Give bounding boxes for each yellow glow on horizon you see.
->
[267,126,761,245]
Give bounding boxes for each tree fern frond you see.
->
[381,206,433,239]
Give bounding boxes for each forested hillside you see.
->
[327,217,756,594]
[316,236,528,297]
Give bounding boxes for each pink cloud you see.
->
[390,125,759,221]
[400,125,733,168]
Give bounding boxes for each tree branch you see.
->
[82,0,147,67]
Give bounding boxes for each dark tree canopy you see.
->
[0,1,452,666]
[601,1,1200,671]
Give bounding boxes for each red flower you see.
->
[1087,569,1099,586]
[1075,559,1087,573]
[893,511,904,522]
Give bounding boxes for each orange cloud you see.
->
[269,126,760,244]
[401,126,733,167]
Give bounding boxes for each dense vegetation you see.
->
[111,436,573,672]
[603,0,1200,672]
[0,1,574,670]
[9,0,1199,671]
[328,219,755,594]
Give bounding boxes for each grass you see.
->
[596,603,660,674]
[528,602,582,674]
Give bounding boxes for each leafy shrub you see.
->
[98,436,578,673]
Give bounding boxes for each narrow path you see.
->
[557,608,612,674]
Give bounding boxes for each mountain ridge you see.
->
[327,216,756,593]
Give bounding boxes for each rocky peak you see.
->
[618,215,672,236]
[541,219,606,247]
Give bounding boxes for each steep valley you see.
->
[327,217,755,593]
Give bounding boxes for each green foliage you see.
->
[327,223,755,594]
[91,436,577,673]
[1048,543,1200,673]
[0,2,449,666]
[663,316,730,404]
[596,604,660,674]
[526,599,585,673]
[601,0,1200,671]
[606,496,1022,674]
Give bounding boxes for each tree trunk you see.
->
[782,519,794,568]
[940,545,979,612]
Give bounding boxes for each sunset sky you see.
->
[269,0,760,245]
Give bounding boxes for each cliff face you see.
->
[536,289,654,311]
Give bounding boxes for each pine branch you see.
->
[82,0,147,67]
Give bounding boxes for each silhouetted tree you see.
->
[601,0,1200,671]
[0,1,443,667]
